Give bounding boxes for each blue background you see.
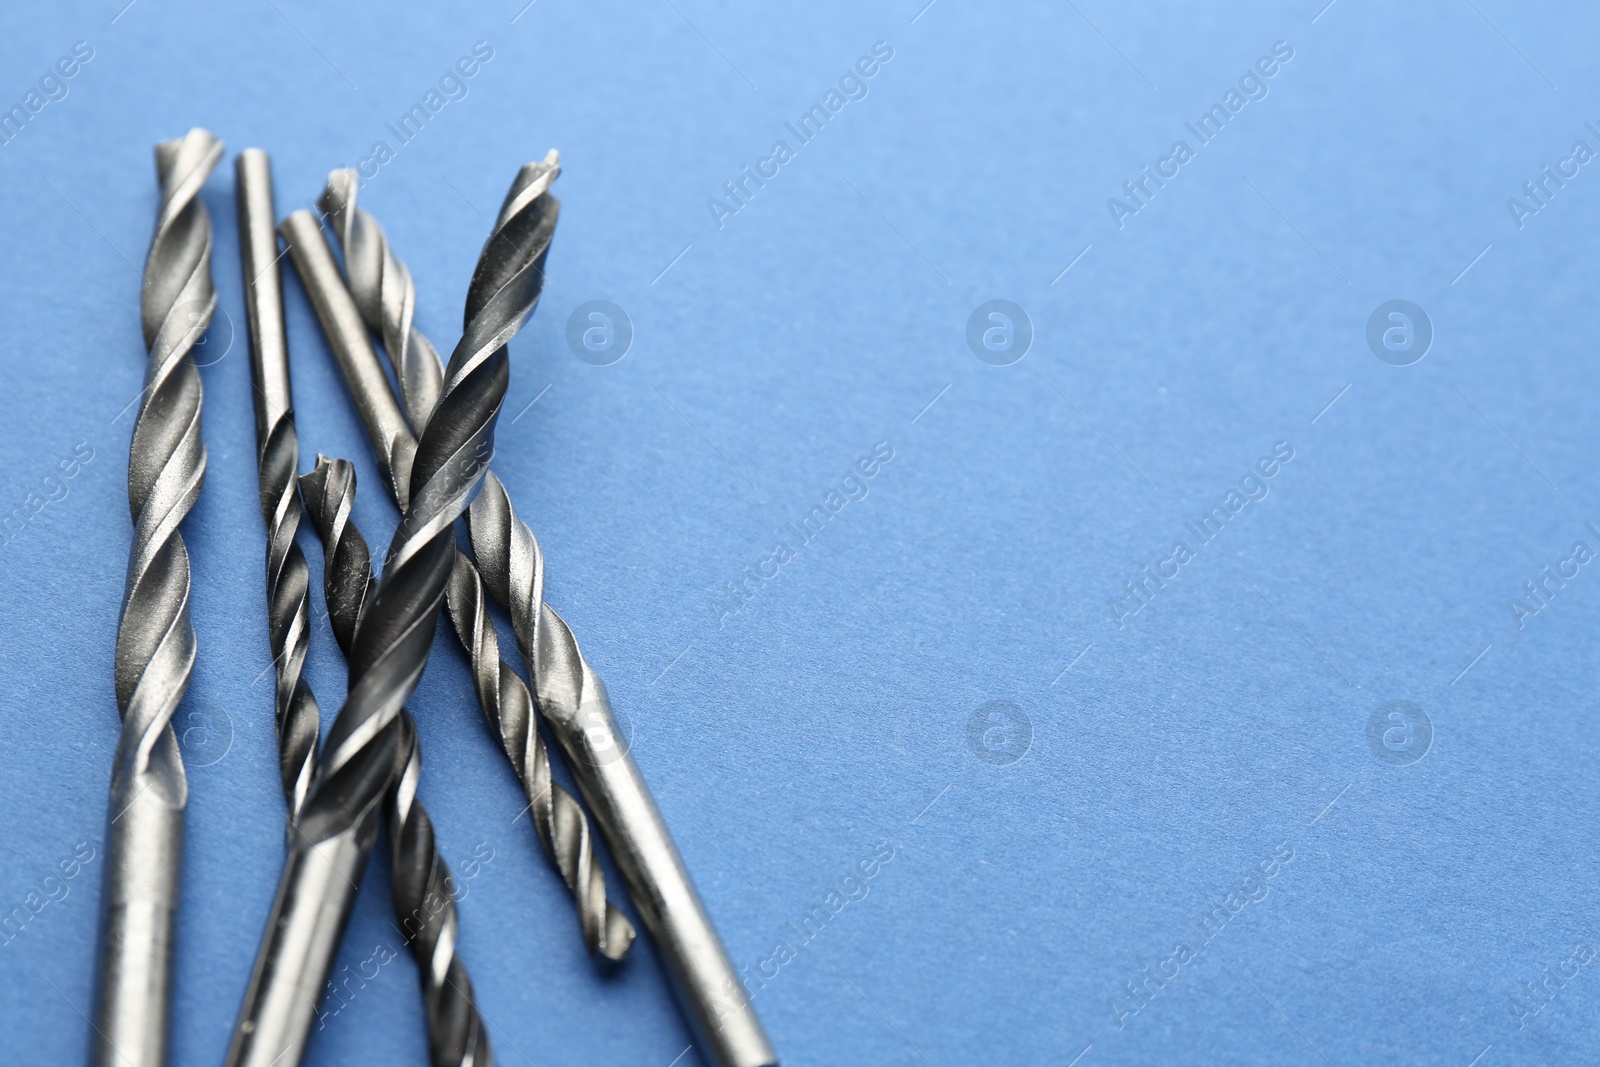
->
[2,1,1598,1064]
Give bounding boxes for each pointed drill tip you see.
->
[320,169,359,223]
[300,453,331,484]
[155,127,223,185]
[601,911,638,962]
[297,456,336,522]
[300,454,354,496]
[494,152,562,230]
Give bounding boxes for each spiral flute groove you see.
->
[300,456,493,1067]
[236,148,319,826]
[445,539,634,958]
[93,127,222,1067]
[259,416,318,817]
[320,168,443,430]
[319,156,635,961]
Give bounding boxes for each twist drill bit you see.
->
[236,149,319,825]
[319,161,776,1067]
[444,523,632,957]
[300,456,492,1067]
[472,484,779,1067]
[226,164,549,1067]
[318,161,635,962]
[93,127,222,1067]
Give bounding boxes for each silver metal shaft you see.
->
[225,164,549,1067]
[236,148,320,826]
[221,820,377,1067]
[93,127,222,1067]
[312,162,777,1067]
[317,163,635,963]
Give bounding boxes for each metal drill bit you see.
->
[225,163,549,1067]
[93,127,222,1067]
[299,455,493,1067]
[444,523,633,957]
[472,483,779,1067]
[318,161,777,1067]
[235,148,319,825]
[317,161,635,962]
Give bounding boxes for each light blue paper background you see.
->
[2,1,1598,1063]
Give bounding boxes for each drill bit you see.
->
[300,455,493,1067]
[317,162,635,962]
[472,483,779,1067]
[93,127,222,1067]
[319,162,777,1067]
[235,148,319,825]
[444,520,631,958]
[225,163,550,1067]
